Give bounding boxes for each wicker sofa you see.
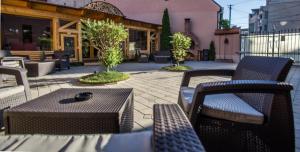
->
[0,67,31,127]
[178,56,295,152]
[0,104,205,152]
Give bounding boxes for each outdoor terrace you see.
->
[25,61,300,151]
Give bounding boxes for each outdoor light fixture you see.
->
[280,21,288,26]
[8,28,19,33]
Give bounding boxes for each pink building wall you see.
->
[100,0,221,50]
[214,32,241,63]
[45,0,221,50]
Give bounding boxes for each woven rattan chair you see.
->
[0,66,31,127]
[0,104,205,152]
[178,56,294,152]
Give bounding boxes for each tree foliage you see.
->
[219,19,230,29]
[160,8,172,51]
[208,41,216,61]
[81,19,128,71]
[171,33,191,66]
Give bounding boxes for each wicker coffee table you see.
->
[4,88,134,135]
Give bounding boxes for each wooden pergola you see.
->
[1,0,161,62]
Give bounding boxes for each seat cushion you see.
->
[0,131,152,152]
[0,86,25,99]
[180,87,264,125]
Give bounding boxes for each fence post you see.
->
[272,30,275,57]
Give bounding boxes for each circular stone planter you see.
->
[79,71,129,85]
[161,65,192,72]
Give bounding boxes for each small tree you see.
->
[171,33,191,66]
[208,41,216,60]
[81,19,128,72]
[160,8,172,51]
[219,19,230,29]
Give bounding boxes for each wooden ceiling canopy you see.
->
[1,0,161,30]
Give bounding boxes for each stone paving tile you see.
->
[25,62,300,151]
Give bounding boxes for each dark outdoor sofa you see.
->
[178,56,295,152]
[0,104,205,152]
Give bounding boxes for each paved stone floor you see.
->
[28,61,300,151]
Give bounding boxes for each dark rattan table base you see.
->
[4,88,134,135]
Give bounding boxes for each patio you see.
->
[26,61,300,151]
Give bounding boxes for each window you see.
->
[22,25,32,43]
[129,29,147,50]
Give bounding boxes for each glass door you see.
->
[61,34,78,61]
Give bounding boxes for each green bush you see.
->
[80,71,129,84]
[81,19,128,72]
[171,33,191,66]
[160,8,172,51]
[102,47,123,71]
[208,41,216,60]
[219,19,230,29]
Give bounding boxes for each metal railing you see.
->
[241,29,300,63]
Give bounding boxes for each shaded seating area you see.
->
[0,50,71,77]
[178,56,295,151]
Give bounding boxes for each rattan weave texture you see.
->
[5,88,134,134]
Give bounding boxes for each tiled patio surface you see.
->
[27,61,300,151]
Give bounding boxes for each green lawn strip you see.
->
[80,71,129,84]
[161,65,192,72]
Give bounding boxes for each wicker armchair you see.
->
[0,104,205,152]
[0,66,31,127]
[178,56,294,152]
[52,51,70,71]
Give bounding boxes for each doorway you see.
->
[60,34,78,61]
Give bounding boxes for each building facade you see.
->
[36,0,222,56]
[249,6,268,33]
[267,0,300,31]
[1,0,221,62]
[1,0,161,62]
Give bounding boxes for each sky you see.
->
[215,0,266,28]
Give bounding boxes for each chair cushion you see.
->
[0,86,25,99]
[180,87,264,125]
[0,131,152,152]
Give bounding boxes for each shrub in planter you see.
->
[171,33,191,66]
[81,19,129,84]
[81,19,128,72]
[162,33,192,72]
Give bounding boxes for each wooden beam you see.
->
[58,29,79,34]
[125,25,157,32]
[147,30,151,53]
[77,21,83,62]
[52,17,59,50]
[2,0,28,7]
[2,4,80,20]
[59,20,79,30]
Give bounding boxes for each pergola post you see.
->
[147,30,151,53]
[77,21,83,62]
[52,17,59,51]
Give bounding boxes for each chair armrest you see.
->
[181,69,235,87]
[188,80,293,125]
[0,66,31,100]
[153,104,205,152]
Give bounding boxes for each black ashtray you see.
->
[74,92,93,102]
